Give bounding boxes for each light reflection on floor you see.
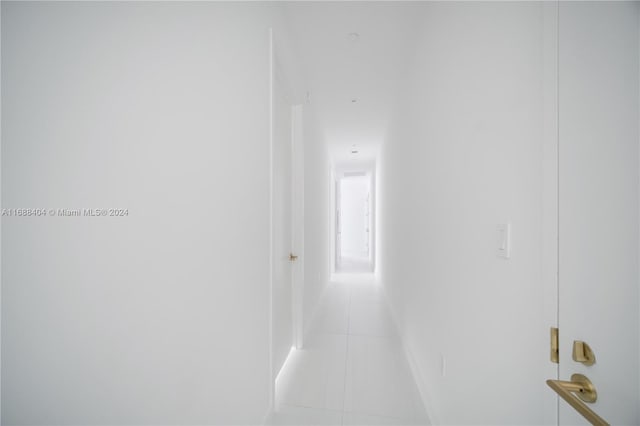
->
[270,276,430,426]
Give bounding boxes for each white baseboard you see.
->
[381,286,441,426]
[302,278,330,340]
[262,404,274,426]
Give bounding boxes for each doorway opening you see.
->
[333,168,375,275]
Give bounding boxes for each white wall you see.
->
[301,105,330,337]
[378,3,546,424]
[2,3,280,424]
[339,176,369,258]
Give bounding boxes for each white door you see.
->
[335,178,342,270]
[291,105,304,349]
[556,2,640,424]
[272,70,294,383]
[365,191,370,257]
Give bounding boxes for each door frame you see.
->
[268,27,305,413]
[331,164,376,274]
[335,176,341,271]
[542,2,560,425]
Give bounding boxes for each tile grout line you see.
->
[340,285,353,426]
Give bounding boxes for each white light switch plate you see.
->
[497,223,511,259]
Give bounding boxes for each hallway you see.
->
[3,2,640,425]
[271,275,428,426]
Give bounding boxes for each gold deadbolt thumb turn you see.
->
[289,253,299,262]
[573,340,596,366]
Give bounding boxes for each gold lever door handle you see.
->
[289,253,298,262]
[546,374,609,426]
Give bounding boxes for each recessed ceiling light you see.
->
[348,32,360,42]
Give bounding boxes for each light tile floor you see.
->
[336,256,373,274]
[271,275,429,426]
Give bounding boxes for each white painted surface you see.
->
[301,104,331,338]
[2,3,278,424]
[270,15,328,354]
[541,3,560,424]
[496,223,511,259]
[330,177,342,273]
[283,3,423,166]
[0,3,3,421]
[558,2,640,424]
[272,71,294,388]
[339,176,369,259]
[378,3,546,424]
[291,105,305,349]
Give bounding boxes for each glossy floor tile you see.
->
[344,335,427,421]
[275,333,348,411]
[348,299,396,337]
[342,412,427,426]
[307,285,351,335]
[337,255,373,274]
[273,276,430,426]
[268,404,343,426]
[349,284,385,305]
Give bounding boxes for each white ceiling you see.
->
[283,2,424,168]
